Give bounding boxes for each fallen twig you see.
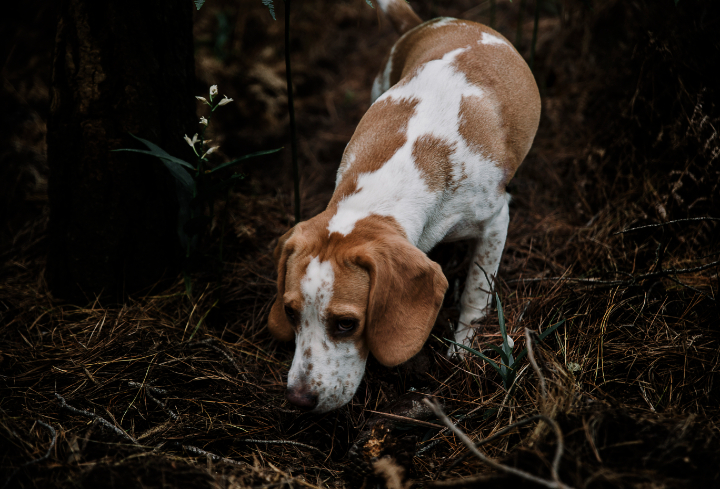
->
[192,338,248,380]
[56,393,138,445]
[239,438,322,454]
[416,406,482,455]
[446,414,563,471]
[365,409,444,429]
[525,328,547,401]
[508,259,720,287]
[424,398,573,489]
[1,421,57,489]
[128,381,178,420]
[181,443,249,467]
[614,217,720,235]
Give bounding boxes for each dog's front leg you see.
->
[450,198,510,356]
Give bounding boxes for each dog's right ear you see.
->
[267,227,297,341]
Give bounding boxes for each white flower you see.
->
[201,146,219,158]
[506,335,514,348]
[216,95,233,106]
[184,133,199,147]
[196,96,208,103]
[199,116,208,126]
[209,85,218,98]
[203,139,212,144]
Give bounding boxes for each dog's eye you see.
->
[336,318,357,334]
[284,306,297,324]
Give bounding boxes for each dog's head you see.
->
[268,217,447,413]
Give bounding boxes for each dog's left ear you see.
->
[267,226,298,341]
[357,236,448,366]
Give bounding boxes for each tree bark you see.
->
[46,0,196,303]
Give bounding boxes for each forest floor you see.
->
[1,0,719,488]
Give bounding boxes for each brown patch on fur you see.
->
[377,19,540,188]
[267,227,299,341]
[412,135,456,193]
[347,218,448,367]
[332,97,419,202]
[452,34,541,186]
[383,0,422,35]
[386,18,471,88]
[458,93,507,165]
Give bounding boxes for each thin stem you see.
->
[614,217,720,235]
[530,0,541,70]
[424,399,573,489]
[515,0,527,47]
[284,0,300,223]
[525,328,547,401]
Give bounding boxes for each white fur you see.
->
[480,31,510,47]
[370,44,395,104]
[429,17,457,29]
[287,257,368,413]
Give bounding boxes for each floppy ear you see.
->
[267,227,297,341]
[358,237,448,366]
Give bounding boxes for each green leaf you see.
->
[113,134,197,193]
[445,338,502,375]
[365,0,374,7]
[209,147,283,173]
[514,319,566,365]
[127,133,196,171]
[496,293,514,368]
[262,0,276,20]
[497,293,507,341]
[114,148,195,194]
[483,408,498,420]
[486,344,509,366]
[539,319,566,342]
[194,0,205,10]
[188,299,219,342]
[504,369,516,390]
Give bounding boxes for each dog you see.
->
[268,0,540,412]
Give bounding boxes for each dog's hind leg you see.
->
[450,196,510,354]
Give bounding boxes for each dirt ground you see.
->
[1,0,719,488]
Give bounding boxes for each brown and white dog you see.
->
[268,0,540,412]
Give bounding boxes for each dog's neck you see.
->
[295,208,411,261]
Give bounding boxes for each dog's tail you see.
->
[376,0,422,35]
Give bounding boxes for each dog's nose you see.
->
[286,385,318,410]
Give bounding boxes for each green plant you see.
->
[446,293,565,390]
[113,85,281,295]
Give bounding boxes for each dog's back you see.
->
[332,3,540,250]
[371,2,540,184]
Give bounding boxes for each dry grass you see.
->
[1,0,719,488]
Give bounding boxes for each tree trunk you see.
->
[46,0,196,303]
